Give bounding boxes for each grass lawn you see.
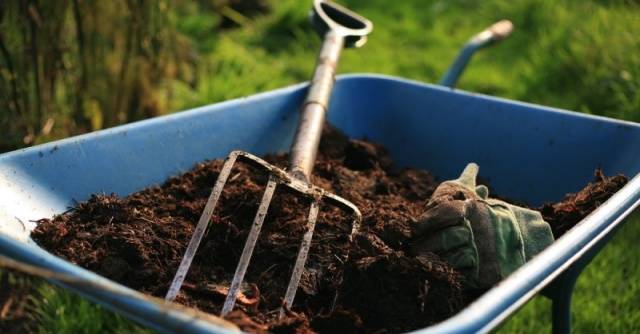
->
[1,0,638,332]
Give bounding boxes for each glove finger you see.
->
[412,200,467,238]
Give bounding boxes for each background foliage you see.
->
[0,0,638,333]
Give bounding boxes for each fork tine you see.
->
[167,150,362,318]
[279,199,320,318]
[165,152,239,302]
[221,176,278,316]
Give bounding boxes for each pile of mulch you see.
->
[539,169,628,237]
[31,126,627,333]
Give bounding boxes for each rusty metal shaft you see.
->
[288,30,343,182]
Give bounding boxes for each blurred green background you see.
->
[0,0,638,333]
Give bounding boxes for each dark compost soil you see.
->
[539,169,628,237]
[31,126,627,333]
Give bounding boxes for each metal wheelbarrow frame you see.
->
[0,74,639,333]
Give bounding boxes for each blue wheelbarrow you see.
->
[1,23,639,334]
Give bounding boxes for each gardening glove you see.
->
[410,163,554,290]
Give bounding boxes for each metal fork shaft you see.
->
[288,30,344,182]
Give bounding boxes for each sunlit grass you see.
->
[31,285,150,334]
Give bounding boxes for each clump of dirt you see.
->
[31,125,626,333]
[340,252,462,333]
[539,169,627,238]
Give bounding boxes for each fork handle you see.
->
[288,30,343,183]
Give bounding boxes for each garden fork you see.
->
[165,0,372,318]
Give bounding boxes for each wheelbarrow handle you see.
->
[470,19,514,45]
[439,20,513,88]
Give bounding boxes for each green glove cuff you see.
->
[482,201,527,278]
[502,201,554,262]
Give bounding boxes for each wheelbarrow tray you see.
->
[1,74,639,333]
